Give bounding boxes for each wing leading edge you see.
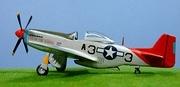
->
[57,46,99,62]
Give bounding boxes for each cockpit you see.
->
[84,32,115,44]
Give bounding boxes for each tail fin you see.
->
[151,34,176,67]
[131,34,176,68]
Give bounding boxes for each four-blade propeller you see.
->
[12,13,32,56]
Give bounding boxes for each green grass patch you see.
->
[0,66,179,87]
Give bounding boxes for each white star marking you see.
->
[105,47,116,58]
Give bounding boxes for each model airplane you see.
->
[12,14,176,76]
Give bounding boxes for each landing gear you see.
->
[116,66,120,71]
[36,53,68,76]
[134,66,141,74]
[56,58,67,72]
[36,54,49,76]
[49,54,67,72]
[36,64,49,76]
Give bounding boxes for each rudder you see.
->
[152,34,176,67]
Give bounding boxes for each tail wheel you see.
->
[36,64,49,76]
[134,67,141,74]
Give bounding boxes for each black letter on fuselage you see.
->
[81,44,86,50]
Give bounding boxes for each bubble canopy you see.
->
[84,32,115,44]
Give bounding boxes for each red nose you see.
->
[15,28,25,38]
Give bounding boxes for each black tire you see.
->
[36,64,49,76]
[56,58,67,72]
[134,68,141,74]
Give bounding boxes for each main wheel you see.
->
[56,58,67,72]
[49,53,67,72]
[36,64,49,76]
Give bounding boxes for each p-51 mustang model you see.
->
[12,14,176,76]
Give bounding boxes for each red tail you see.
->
[131,34,176,68]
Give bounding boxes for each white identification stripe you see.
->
[97,47,124,57]
[117,51,124,57]
[97,48,104,53]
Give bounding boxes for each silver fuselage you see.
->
[24,29,148,68]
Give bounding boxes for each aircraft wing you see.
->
[57,46,99,62]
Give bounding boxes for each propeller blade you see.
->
[12,38,22,56]
[122,37,124,45]
[25,16,32,29]
[13,13,32,55]
[17,13,23,30]
[23,38,28,53]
